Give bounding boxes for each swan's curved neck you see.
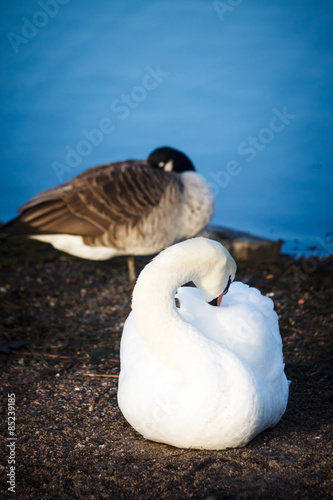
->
[131,246,215,370]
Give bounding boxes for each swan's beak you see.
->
[217,281,232,306]
[210,276,232,307]
[217,275,232,306]
[217,288,229,306]
[210,291,225,307]
[217,293,224,307]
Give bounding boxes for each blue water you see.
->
[1,0,332,257]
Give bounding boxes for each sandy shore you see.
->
[0,237,332,499]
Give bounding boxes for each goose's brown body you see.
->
[1,147,214,277]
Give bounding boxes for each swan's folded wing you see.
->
[1,162,184,237]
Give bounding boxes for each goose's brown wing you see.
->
[1,161,183,237]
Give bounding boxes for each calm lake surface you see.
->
[1,1,332,256]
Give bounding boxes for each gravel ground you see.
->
[0,237,332,499]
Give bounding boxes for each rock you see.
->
[200,225,283,262]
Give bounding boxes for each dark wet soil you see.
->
[0,238,332,499]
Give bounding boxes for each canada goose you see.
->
[0,147,214,279]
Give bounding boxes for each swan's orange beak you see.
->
[217,286,231,306]
[217,292,224,307]
[217,275,232,306]
[210,282,231,307]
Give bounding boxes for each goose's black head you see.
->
[147,146,196,173]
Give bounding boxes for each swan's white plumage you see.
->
[118,238,289,450]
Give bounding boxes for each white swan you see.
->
[118,237,289,450]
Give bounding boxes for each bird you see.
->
[118,237,289,450]
[0,147,214,279]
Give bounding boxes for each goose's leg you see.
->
[127,255,136,281]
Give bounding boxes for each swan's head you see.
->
[133,238,236,315]
[190,238,237,304]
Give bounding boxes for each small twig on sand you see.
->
[12,351,73,360]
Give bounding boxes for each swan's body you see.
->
[118,237,289,450]
[0,147,214,279]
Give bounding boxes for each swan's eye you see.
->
[223,275,232,295]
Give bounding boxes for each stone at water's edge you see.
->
[200,225,283,262]
[0,222,282,263]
